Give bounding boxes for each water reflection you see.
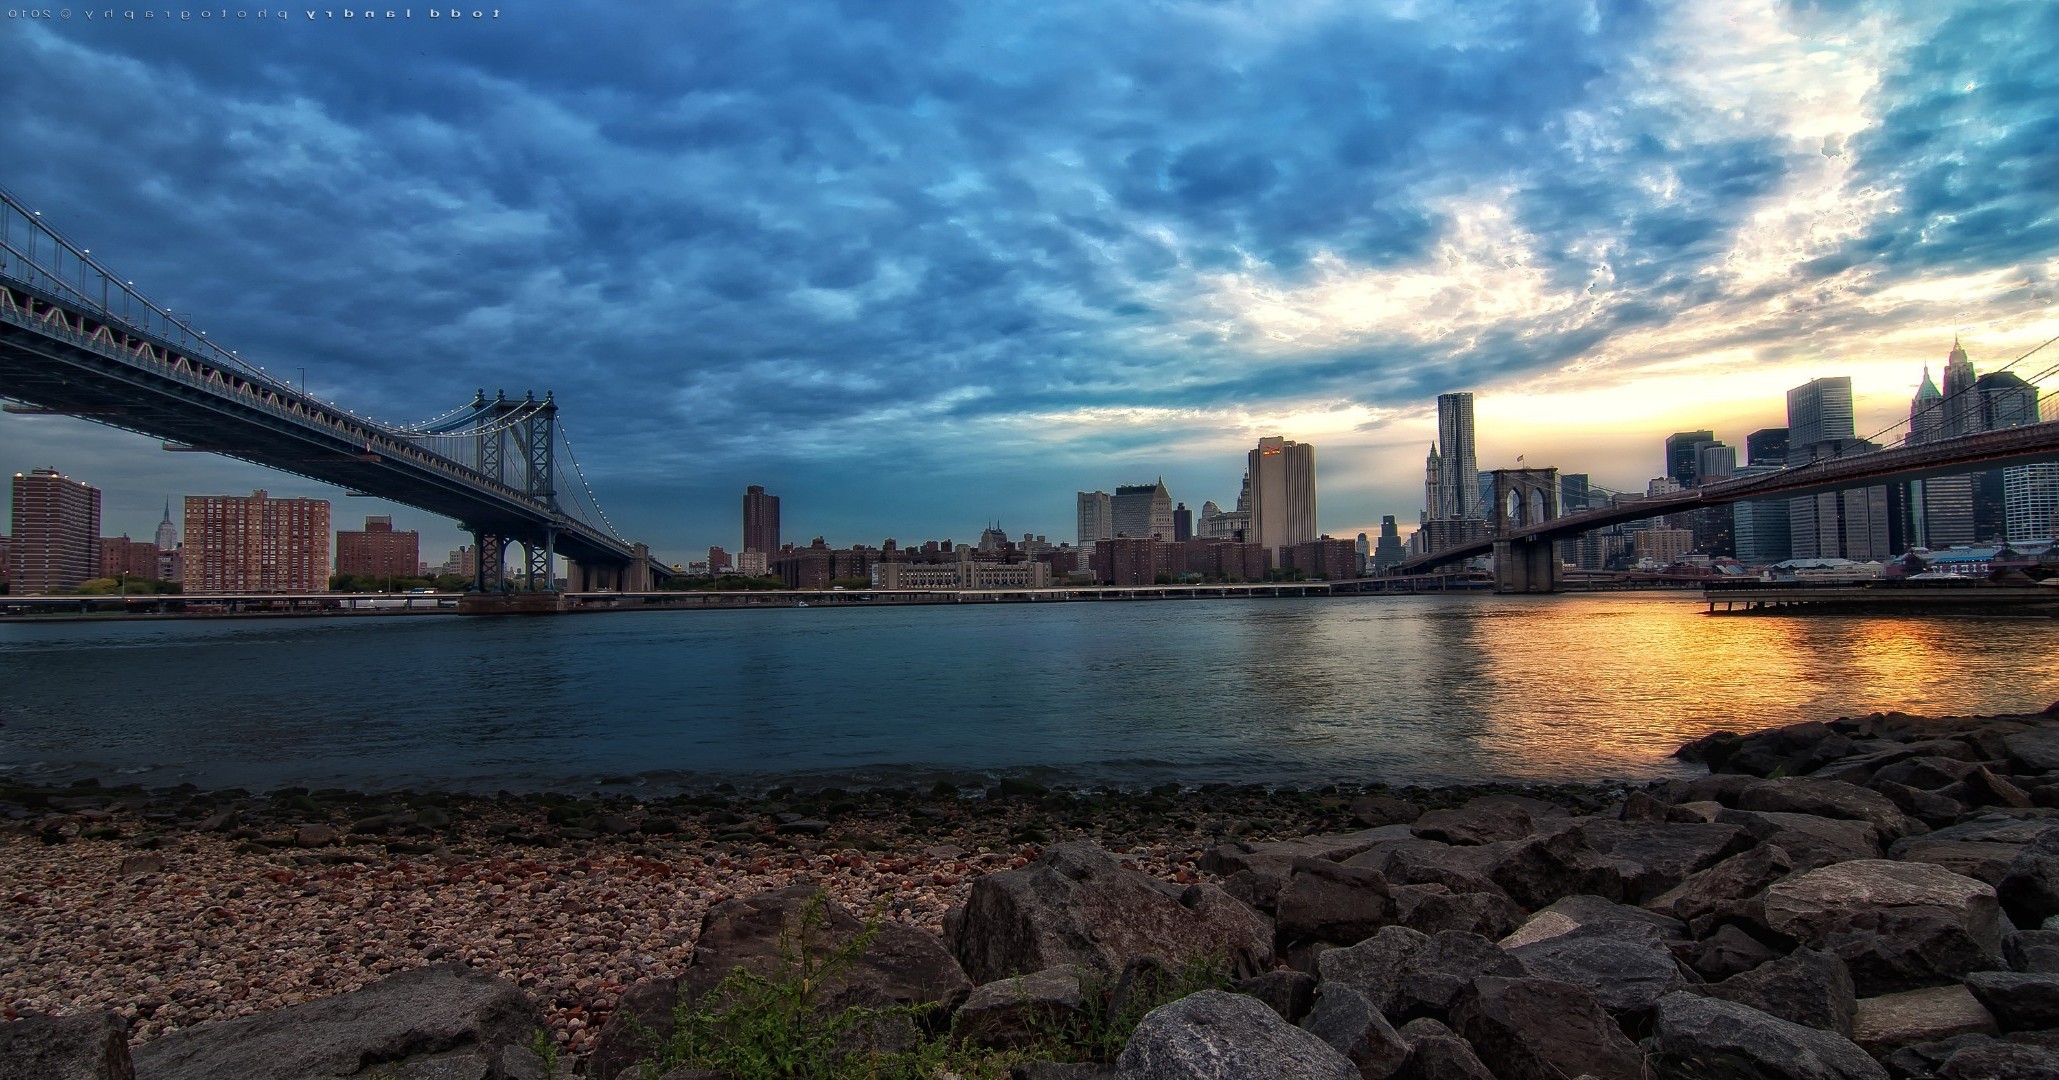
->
[1,595,2054,793]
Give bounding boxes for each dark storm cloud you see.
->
[1,1,2051,552]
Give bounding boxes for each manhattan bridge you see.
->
[0,185,670,598]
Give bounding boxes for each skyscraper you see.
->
[1111,480,1173,540]
[10,468,101,592]
[183,490,330,592]
[1435,393,1479,520]
[1786,378,1856,450]
[1172,502,1193,542]
[1076,491,1113,547]
[1372,516,1406,570]
[1907,361,1974,548]
[743,485,780,555]
[1745,428,1789,467]
[1942,339,1979,438]
[1247,436,1316,561]
[154,500,178,552]
[1665,430,1716,488]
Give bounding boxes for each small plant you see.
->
[528,1028,560,1074]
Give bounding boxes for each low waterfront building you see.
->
[98,535,162,579]
[870,559,1053,590]
[1285,536,1360,580]
[335,516,420,581]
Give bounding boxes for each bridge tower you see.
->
[1490,468,1563,593]
[464,388,561,592]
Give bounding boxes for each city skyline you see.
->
[2,2,2056,560]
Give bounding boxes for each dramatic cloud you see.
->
[1,0,2054,558]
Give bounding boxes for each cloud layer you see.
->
[2,0,2055,557]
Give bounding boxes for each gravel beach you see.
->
[0,778,1623,1059]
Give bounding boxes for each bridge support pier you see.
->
[1493,537,1563,593]
[472,533,507,592]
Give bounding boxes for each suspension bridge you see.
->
[0,185,669,601]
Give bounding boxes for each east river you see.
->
[2,592,2055,795]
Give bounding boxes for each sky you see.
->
[1,0,2056,566]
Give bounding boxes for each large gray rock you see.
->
[1114,990,1358,1080]
[2004,728,2059,773]
[1999,829,2059,930]
[1201,831,1397,877]
[2007,928,2059,973]
[1410,797,1555,846]
[1961,971,2059,1032]
[0,1013,132,1080]
[129,964,541,1080]
[1718,809,1886,868]
[1389,884,1524,940]
[952,967,1086,1050]
[1889,838,2025,886]
[1689,923,1783,982]
[1937,1039,2059,1079]
[947,844,1273,984]
[1507,922,1692,1017]
[1851,986,1996,1054]
[1705,947,1856,1037]
[1389,1020,1494,1080]
[1503,893,1687,949]
[1346,842,1510,900]
[591,886,970,1080]
[1645,992,1887,1079]
[1648,843,1795,923]
[1738,778,1916,838]
[1571,819,1756,903]
[1447,977,1642,1080]
[1487,828,1625,910]
[1764,860,2003,994]
[1300,986,1408,1080]
[1317,928,1521,1023]
[1232,970,1317,1025]
[1274,859,1396,947]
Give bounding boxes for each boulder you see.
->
[1571,819,1756,902]
[1645,992,1887,1079]
[1301,986,1408,1080]
[1231,969,1316,1025]
[1411,797,1553,846]
[129,964,540,1080]
[1961,971,2059,1032]
[1648,843,1795,923]
[0,1013,132,1080]
[1350,796,1424,828]
[1507,922,1692,1017]
[1999,829,2059,930]
[1389,1019,1494,1080]
[2007,929,2059,973]
[1487,828,1624,910]
[1718,808,1886,868]
[2004,728,2059,773]
[1872,756,1979,791]
[1867,780,1966,828]
[1889,839,2025,886]
[1705,947,1856,1037]
[1851,986,1996,1055]
[1764,860,2003,994]
[1201,831,1398,877]
[1345,841,1510,899]
[1508,894,1687,946]
[1937,1039,2059,1079]
[1952,767,2035,811]
[1736,779,1917,838]
[1315,928,1521,1023]
[1688,924,1783,983]
[951,967,1086,1051]
[1114,991,1358,1080]
[1389,884,1523,940]
[592,886,971,1079]
[1275,859,1396,946]
[948,844,1273,984]
[1447,976,1642,1080]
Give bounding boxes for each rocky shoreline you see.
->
[5,702,2059,1077]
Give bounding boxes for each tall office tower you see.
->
[336,515,421,580]
[1786,378,1856,450]
[742,485,780,555]
[182,490,330,592]
[1941,339,1979,438]
[1906,362,1973,548]
[1111,480,1174,540]
[1745,428,1789,467]
[1696,443,1736,483]
[1731,465,1792,564]
[1076,490,1113,547]
[1666,430,1717,488]
[1435,393,1479,519]
[1372,516,1406,570]
[154,500,179,551]
[1972,373,2057,542]
[1247,436,1317,561]
[1172,503,1193,542]
[10,468,101,592]
[1423,444,1440,520]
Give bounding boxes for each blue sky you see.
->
[2,0,2055,565]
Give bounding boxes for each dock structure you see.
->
[1704,580,2059,616]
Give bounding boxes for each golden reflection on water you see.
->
[1459,595,2059,781]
